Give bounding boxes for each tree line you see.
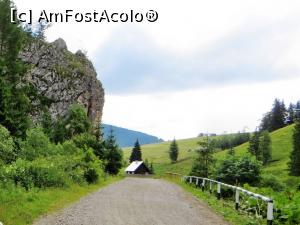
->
[189,97,300,186]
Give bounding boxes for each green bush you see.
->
[0,124,16,164]
[260,175,285,192]
[217,155,262,186]
[72,132,105,159]
[64,104,91,139]
[7,158,67,189]
[84,167,99,184]
[20,127,52,160]
[82,148,102,183]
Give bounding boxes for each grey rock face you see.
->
[53,38,68,50]
[19,38,104,129]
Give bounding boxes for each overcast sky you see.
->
[15,0,300,140]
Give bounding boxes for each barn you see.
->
[125,161,151,175]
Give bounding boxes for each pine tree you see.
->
[104,128,123,175]
[129,139,142,162]
[270,99,286,131]
[259,131,272,165]
[287,103,295,124]
[289,121,300,176]
[260,112,272,131]
[0,0,31,138]
[169,138,179,163]
[248,131,262,161]
[295,101,300,121]
[190,138,215,177]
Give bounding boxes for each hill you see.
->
[123,124,297,182]
[103,124,163,147]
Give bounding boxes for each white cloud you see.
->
[14,0,300,138]
[103,77,300,140]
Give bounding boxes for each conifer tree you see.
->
[270,99,286,131]
[295,101,300,121]
[169,138,179,163]
[289,121,300,176]
[190,138,215,177]
[287,103,295,124]
[129,139,142,162]
[248,131,261,160]
[259,131,272,165]
[260,112,272,131]
[104,128,123,175]
[0,0,31,138]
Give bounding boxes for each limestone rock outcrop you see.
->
[19,38,104,128]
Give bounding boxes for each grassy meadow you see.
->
[124,124,299,184]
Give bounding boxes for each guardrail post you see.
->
[217,182,221,200]
[189,176,192,184]
[196,178,199,187]
[209,181,212,194]
[235,189,240,210]
[202,179,205,191]
[267,200,273,225]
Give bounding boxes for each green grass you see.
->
[0,176,123,225]
[124,124,299,184]
[123,137,200,175]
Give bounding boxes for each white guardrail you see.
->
[181,175,274,225]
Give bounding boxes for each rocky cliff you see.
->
[19,38,104,128]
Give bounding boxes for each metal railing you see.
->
[168,173,274,225]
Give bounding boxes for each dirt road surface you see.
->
[33,178,229,225]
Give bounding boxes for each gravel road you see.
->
[33,178,229,225]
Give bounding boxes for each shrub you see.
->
[8,158,67,189]
[20,127,52,160]
[72,132,105,159]
[82,148,102,183]
[84,167,99,184]
[260,175,285,192]
[0,124,15,164]
[60,140,80,155]
[64,104,91,139]
[217,155,262,186]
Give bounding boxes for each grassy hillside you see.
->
[124,124,297,182]
[123,137,200,175]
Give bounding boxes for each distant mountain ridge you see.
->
[102,124,163,148]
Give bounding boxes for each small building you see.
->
[125,161,151,175]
